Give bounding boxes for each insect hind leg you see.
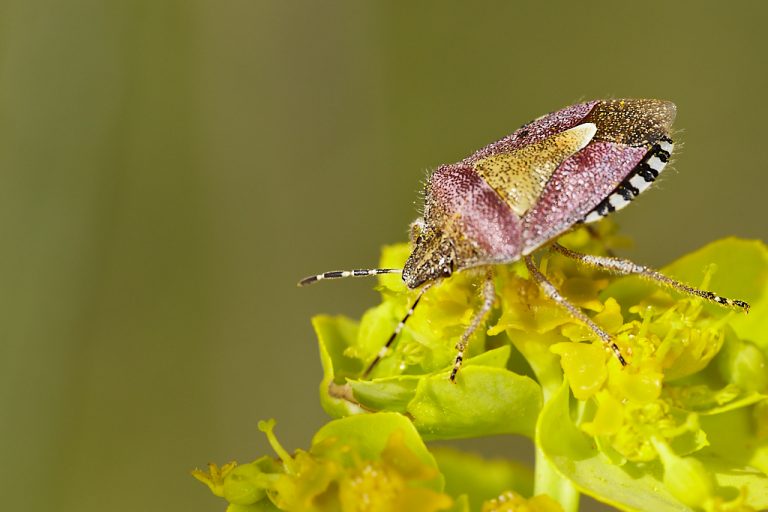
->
[550,243,750,313]
[524,255,627,366]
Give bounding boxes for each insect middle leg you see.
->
[450,272,496,382]
[550,243,750,312]
[524,255,627,365]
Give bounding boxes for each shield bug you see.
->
[300,99,750,381]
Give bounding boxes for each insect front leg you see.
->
[450,271,496,382]
[550,243,750,313]
[362,284,431,379]
[524,255,627,366]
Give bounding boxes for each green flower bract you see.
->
[197,225,768,512]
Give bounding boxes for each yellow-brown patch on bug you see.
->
[585,99,676,146]
[473,123,596,217]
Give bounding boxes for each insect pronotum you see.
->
[300,99,750,382]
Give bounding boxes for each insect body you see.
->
[301,99,749,381]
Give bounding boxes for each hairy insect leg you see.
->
[524,255,627,366]
[550,243,750,313]
[450,272,496,382]
[298,268,402,286]
[362,284,431,379]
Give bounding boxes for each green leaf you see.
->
[663,383,766,415]
[462,344,513,369]
[717,331,768,393]
[377,243,411,294]
[537,380,691,511]
[349,376,420,413]
[605,238,768,348]
[700,453,768,510]
[505,329,565,397]
[445,494,470,512]
[311,412,444,491]
[699,407,768,487]
[344,346,542,441]
[408,365,542,440]
[303,235,768,510]
[226,502,281,512]
[353,300,407,370]
[241,414,458,511]
[432,446,533,511]
[314,315,367,418]
[348,346,513,413]
[539,379,768,511]
[652,439,714,509]
[662,238,768,351]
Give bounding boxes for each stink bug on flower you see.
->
[300,99,750,382]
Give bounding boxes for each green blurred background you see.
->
[1,1,766,511]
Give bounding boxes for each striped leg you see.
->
[298,268,401,286]
[550,243,750,313]
[524,255,627,366]
[362,284,431,378]
[450,273,496,382]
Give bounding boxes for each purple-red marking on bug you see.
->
[300,99,750,381]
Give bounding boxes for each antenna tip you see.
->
[298,276,317,287]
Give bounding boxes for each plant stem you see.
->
[534,443,580,512]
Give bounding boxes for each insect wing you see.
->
[472,123,597,217]
[521,141,648,251]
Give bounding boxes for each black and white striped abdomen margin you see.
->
[582,137,674,223]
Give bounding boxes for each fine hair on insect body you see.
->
[300,99,750,382]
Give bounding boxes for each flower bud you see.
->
[719,337,768,393]
[653,439,714,508]
[223,463,269,505]
[550,341,607,400]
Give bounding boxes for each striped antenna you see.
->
[362,284,431,378]
[298,268,402,287]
